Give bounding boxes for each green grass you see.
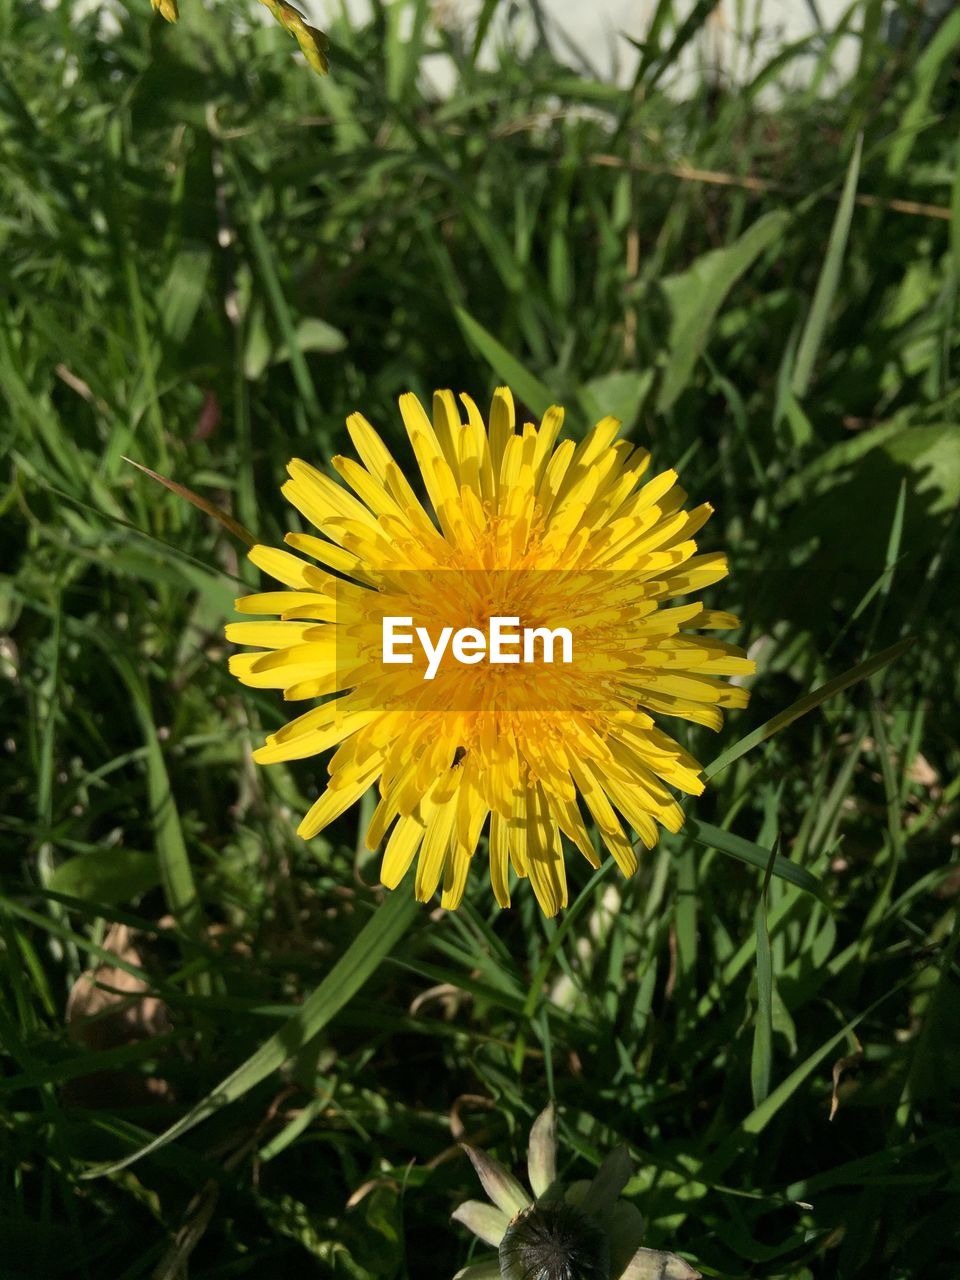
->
[2,1,960,1276]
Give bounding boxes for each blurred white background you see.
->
[315,0,870,94]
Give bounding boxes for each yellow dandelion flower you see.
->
[226,388,753,917]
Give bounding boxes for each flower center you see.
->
[499,1202,610,1280]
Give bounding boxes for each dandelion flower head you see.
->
[226,388,752,916]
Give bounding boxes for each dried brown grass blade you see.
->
[124,457,257,547]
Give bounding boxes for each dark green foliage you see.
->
[1,1,959,1278]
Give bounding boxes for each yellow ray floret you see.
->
[225,388,753,917]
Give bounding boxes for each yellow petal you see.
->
[523,784,567,917]
[254,708,378,764]
[440,843,472,910]
[225,621,319,649]
[489,811,511,908]
[234,590,332,616]
[380,814,426,887]
[414,787,459,902]
[297,765,380,840]
[249,544,325,590]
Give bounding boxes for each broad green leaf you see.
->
[158,245,212,343]
[657,210,789,413]
[249,316,347,379]
[286,316,347,356]
[884,423,960,516]
[48,848,160,905]
[244,300,272,380]
[578,369,653,432]
[776,415,907,506]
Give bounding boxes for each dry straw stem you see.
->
[590,153,952,221]
[123,457,257,548]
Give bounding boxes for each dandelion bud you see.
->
[257,0,330,74]
[499,1202,609,1280]
[451,1105,701,1280]
[150,0,179,22]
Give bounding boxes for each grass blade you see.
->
[685,818,826,901]
[703,636,916,781]
[83,883,418,1177]
[471,0,500,63]
[885,9,960,177]
[227,152,323,434]
[791,134,862,398]
[740,968,919,1136]
[113,657,205,941]
[454,306,553,416]
[750,843,778,1107]
[657,210,789,413]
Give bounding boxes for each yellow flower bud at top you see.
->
[150,0,179,23]
[257,0,330,74]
